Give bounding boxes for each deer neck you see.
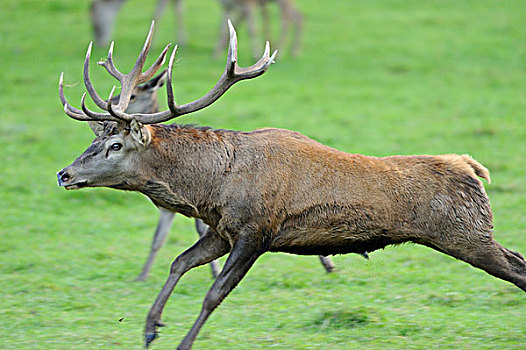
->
[137,124,234,219]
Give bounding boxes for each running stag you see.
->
[58,22,526,350]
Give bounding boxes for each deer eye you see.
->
[130,94,136,101]
[110,142,122,151]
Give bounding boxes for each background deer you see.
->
[118,68,335,281]
[91,0,303,56]
[58,22,526,350]
[213,0,303,58]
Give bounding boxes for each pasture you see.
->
[1,0,525,349]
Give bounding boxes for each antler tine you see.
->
[138,43,171,84]
[98,41,124,81]
[132,20,155,76]
[106,45,178,124]
[226,19,239,74]
[62,103,91,121]
[126,20,277,125]
[59,72,96,121]
[232,39,278,79]
[83,42,108,110]
[106,86,130,121]
[81,92,122,122]
[111,21,157,113]
[165,45,180,114]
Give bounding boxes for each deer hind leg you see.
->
[424,234,526,292]
[144,228,230,347]
[319,255,335,272]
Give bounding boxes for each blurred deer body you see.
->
[215,0,303,58]
[118,69,167,113]
[91,0,302,56]
[91,0,184,47]
[58,23,526,350]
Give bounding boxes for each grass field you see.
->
[1,0,526,349]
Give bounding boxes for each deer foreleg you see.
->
[173,0,187,46]
[144,228,230,347]
[176,233,269,350]
[136,208,175,281]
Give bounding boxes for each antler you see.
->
[59,20,277,125]
[60,21,170,123]
[124,20,278,124]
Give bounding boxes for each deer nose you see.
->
[57,169,70,185]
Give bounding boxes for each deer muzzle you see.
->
[57,168,88,190]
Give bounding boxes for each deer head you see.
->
[118,68,168,114]
[57,21,276,191]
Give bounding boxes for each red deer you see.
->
[58,22,526,350]
[115,69,335,280]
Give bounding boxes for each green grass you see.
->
[1,0,526,349]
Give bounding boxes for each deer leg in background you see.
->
[144,228,231,347]
[153,0,168,41]
[154,0,168,20]
[91,0,127,47]
[213,7,244,59]
[241,1,260,59]
[277,0,303,57]
[176,232,270,350]
[288,1,303,56]
[195,219,221,278]
[173,0,187,46]
[153,0,187,46]
[213,8,232,58]
[318,255,335,273]
[260,0,271,42]
[136,208,175,281]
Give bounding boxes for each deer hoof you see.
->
[134,275,147,282]
[144,332,157,348]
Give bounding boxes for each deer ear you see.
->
[143,69,167,91]
[129,119,151,146]
[87,121,104,136]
